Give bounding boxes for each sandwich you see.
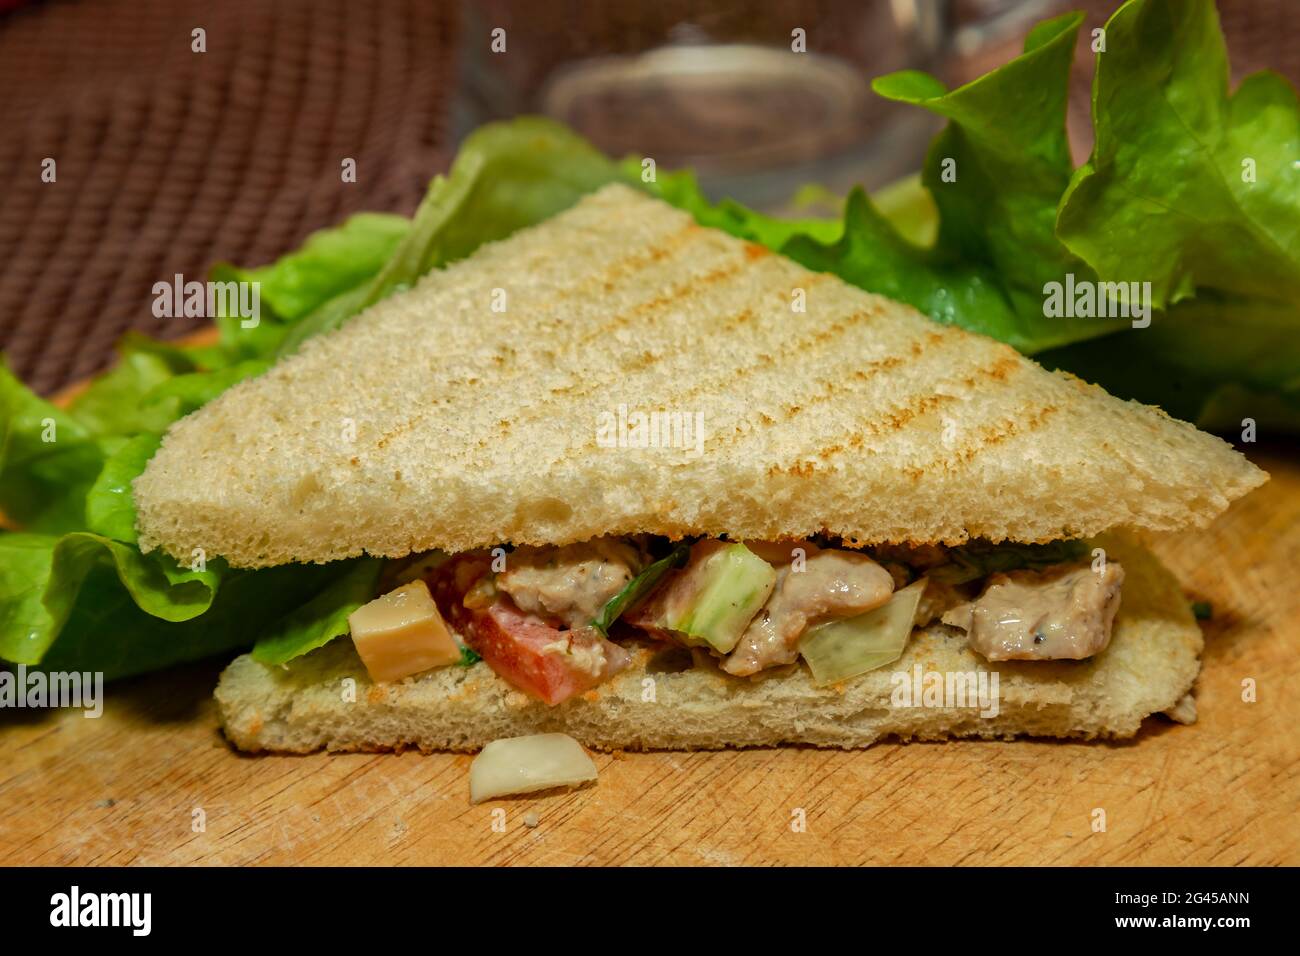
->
[131,183,1266,753]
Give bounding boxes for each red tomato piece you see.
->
[425,553,631,705]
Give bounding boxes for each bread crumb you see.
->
[1163,692,1197,725]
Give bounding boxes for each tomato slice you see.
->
[425,553,632,705]
[467,602,631,705]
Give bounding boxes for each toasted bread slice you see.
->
[135,184,1265,568]
[216,533,1202,752]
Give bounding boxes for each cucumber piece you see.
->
[664,542,776,654]
[798,578,926,686]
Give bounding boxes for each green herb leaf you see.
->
[929,540,1090,585]
[591,542,689,636]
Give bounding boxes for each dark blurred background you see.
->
[1,0,1296,395]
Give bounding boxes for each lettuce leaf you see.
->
[213,212,409,361]
[0,534,61,665]
[251,558,383,665]
[0,532,221,666]
[85,432,161,542]
[233,213,409,323]
[35,560,359,681]
[136,359,272,421]
[63,331,237,439]
[0,361,105,534]
[875,12,1086,297]
[640,165,844,249]
[1039,292,1300,431]
[1057,0,1300,307]
[1043,0,1300,428]
[784,190,1085,352]
[65,350,182,438]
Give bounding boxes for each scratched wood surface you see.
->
[1,443,1295,866]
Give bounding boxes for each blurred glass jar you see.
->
[455,0,952,210]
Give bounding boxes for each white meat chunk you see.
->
[941,561,1124,661]
[722,545,894,676]
[497,538,645,629]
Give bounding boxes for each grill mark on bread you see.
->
[388,219,703,355]
[964,350,1021,385]
[409,255,828,454]
[399,221,699,346]
[456,221,708,352]
[491,247,753,395]
[902,400,1062,480]
[468,291,777,449]
[859,353,1025,444]
[467,263,811,447]
[595,222,702,292]
[571,252,754,350]
[532,302,901,467]
[764,350,1026,474]
[549,299,887,459]
[493,275,859,465]
[560,268,833,408]
[665,301,891,409]
[707,329,950,453]
[774,329,946,421]
[374,226,719,451]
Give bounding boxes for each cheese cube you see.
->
[348,580,461,682]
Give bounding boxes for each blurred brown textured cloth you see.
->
[0,0,458,394]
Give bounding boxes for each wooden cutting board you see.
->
[1,430,1295,865]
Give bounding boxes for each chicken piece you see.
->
[496,538,645,629]
[722,545,894,676]
[941,561,1124,661]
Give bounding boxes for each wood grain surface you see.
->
[1,444,1295,866]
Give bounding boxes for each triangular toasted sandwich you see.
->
[134,184,1266,752]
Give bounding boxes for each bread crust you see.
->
[216,533,1203,752]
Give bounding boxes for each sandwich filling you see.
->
[376,535,1125,705]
